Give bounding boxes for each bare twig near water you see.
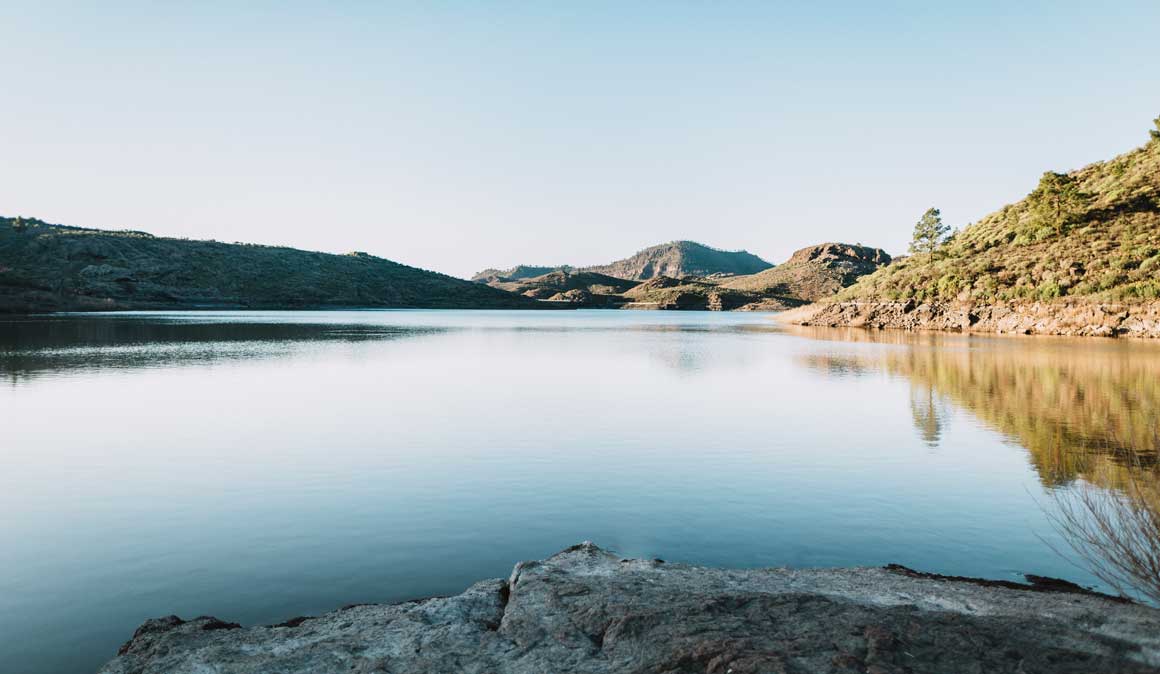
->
[1046,465,1160,604]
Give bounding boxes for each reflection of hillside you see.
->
[787,326,1160,488]
[881,345,1160,486]
[0,316,445,383]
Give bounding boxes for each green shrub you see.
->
[1038,280,1063,300]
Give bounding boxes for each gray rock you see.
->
[99,542,1160,673]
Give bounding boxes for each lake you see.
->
[2,310,1158,674]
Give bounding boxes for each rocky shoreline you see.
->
[781,300,1160,338]
[99,542,1160,674]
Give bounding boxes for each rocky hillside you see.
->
[100,542,1160,674]
[789,120,1160,337]
[0,217,542,312]
[721,242,892,302]
[582,240,772,280]
[473,240,772,284]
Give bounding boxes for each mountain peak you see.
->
[580,240,772,281]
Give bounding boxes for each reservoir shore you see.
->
[100,543,1160,674]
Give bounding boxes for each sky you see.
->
[2,2,1159,278]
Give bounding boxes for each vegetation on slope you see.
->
[721,243,891,303]
[488,270,639,306]
[0,217,542,312]
[582,240,772,280]
[470,265,565,283]
[836,120,1160,305]
[620,276,760,310]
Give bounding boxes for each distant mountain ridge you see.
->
[0,217,544,312]
[1,219,890,314]
[471,241,888,311]
[472,240,772,283]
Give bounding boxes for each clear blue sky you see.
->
[3,1,1158,278]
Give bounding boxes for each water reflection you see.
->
[7,311,1160,673]
[909,384,948,448]
[788,326,1160,488]
[0,313,783,384]
[0,315,446,383]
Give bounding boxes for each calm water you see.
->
[2,310,1159,673]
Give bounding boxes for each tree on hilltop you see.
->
[909,207,948,265]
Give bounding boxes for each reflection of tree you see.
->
[879,344,1160,488]
[909,384,947,448]
[787,325,1160,490]
[790,326,1160,602]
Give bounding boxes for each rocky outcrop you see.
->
[783,242,891,268]
[720,243,892,303]
[100,543,1160,674]
[782,300,1160,338]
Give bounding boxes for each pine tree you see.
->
[1151,115,1160,142]
[1028,172,1088,236]
[909,207,948,265]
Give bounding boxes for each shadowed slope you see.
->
[0,217,542,312]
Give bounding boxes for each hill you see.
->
[0,217,544,312]
[470,265,566,283]
[488,270,639,306]
[787,119,1160,337]
[472,240,772,284]
[582,240,771,280]
[721,243,891,303]
[617,276,739,310]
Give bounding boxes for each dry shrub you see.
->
[1046,468,1160,604]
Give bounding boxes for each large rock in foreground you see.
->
[100,543,1160,674]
